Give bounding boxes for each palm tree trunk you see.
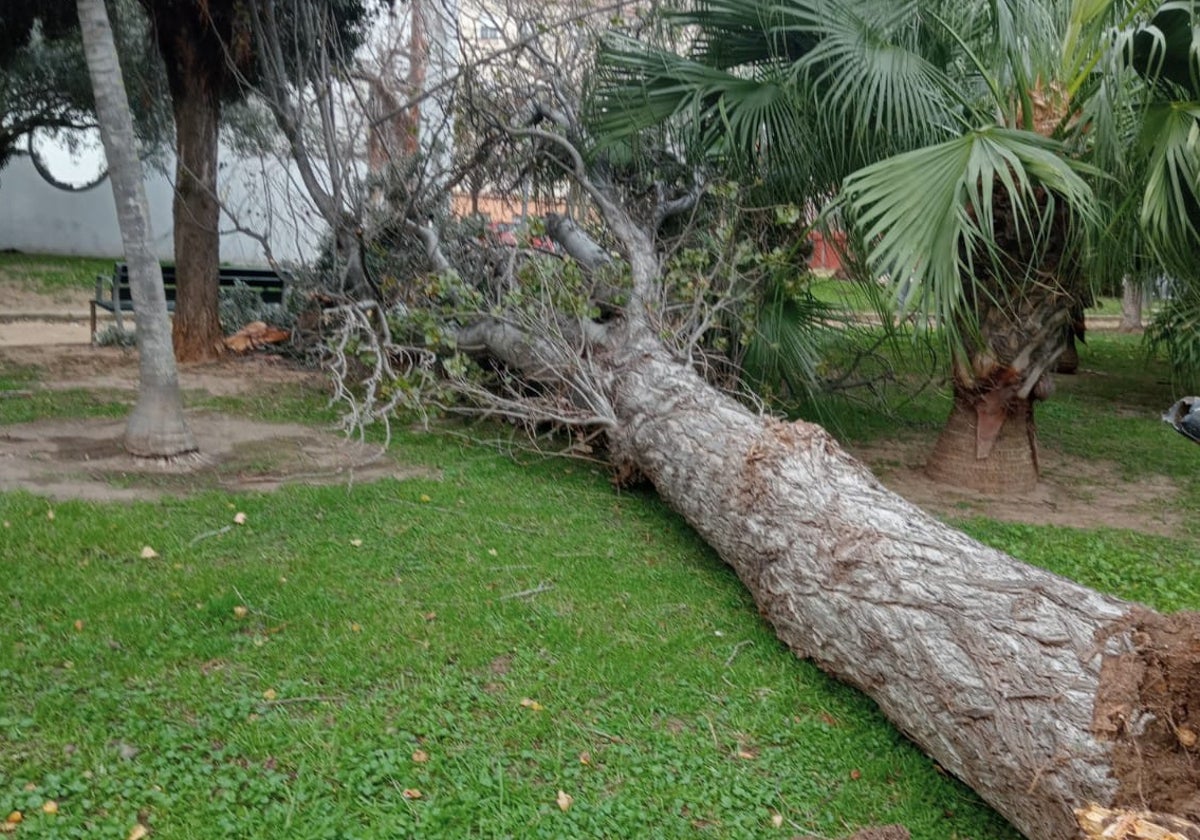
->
[77,0,196,458]
[924,273,1072,494]
[926,391,1039,493]
[594,319,1200,840]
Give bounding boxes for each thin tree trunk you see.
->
[78,0,196,458]
[599,320,1200,840]
[168,52,224,361]
[1120,278,1144,332]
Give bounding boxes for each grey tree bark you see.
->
[592,316,1200,840]
[461,169,1200,835]
[1120,278,1144,332]
[77,0,197,458]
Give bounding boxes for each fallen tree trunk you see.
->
[598,321,1200,840]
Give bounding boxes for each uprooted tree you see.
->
[228,2,1200,836]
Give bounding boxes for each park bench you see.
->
[90,262,287,340]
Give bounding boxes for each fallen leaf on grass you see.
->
[5,812,21,825]
[73,620,84,632]
[42,801,58,815]
[402,788,422,800]
[233,606,249,619]
[46,510,55,521]
[519,698,544,711]
[233,512,247,525]
[422,611,437,622]
[263,688,278,701]
[849,768,862,781]
[578,752,591,766]
[770,811,784,828]
[556,790,573,811]
[128,823,149,840]
[139,546,159,559]
[411,750,429,763]
[350,538,363,547]
[419,494,431,503]
[350,622,362,633]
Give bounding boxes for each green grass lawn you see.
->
[2,317,1196,837]
[0,432,1016,839]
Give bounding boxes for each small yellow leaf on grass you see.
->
[5,812,21,824]
[770,811,784,828]
[350,623,362,633]
[519,698,544,711]
[419,494,431,503]
[402,788,422,800]
[262,688,278,701]
[128,823,149,840]
[422,611,437,622]
[233,605,249,619]
[487,548,498,557]
[140,546,159,559]
[233,512,247,525]
[2,521,10,528]
[350,538,363,547]
[46,510,55,521]
[411,750,429,763]
[42,801,58,815]
[73,620,84,632]
[556,790,573,811]
[578,751,591,766]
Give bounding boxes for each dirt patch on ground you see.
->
[1,344,435,501]
[846,434,1183,537]
[1,344,320,397]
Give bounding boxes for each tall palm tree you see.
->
[77,0,197,457]
[595,0,1200,493]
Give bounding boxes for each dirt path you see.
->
[0,344,436,501]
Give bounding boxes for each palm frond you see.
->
[1138,100,1200,273]
[840,126,1100,333]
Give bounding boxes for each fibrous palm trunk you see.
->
[925,187,1079,494]
[598,317,1200,840]
[78,0,196,458]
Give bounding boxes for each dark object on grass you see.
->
[1163,396,1200,443]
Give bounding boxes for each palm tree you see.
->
[77,0,197,457]
[595,0,1200,493]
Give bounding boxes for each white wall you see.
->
[0,148,321,266]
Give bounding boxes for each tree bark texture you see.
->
[150,5,226,362]
[78,0,196,458]
[597,322,1200,840]
[925,396,1039,493]
[1120,279,1144,333]
[926,184,1080,494]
